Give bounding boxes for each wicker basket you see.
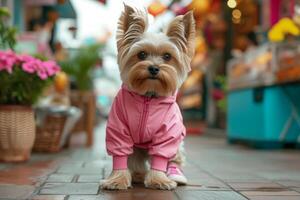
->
[0,105,35,162]
[34,115,67,153]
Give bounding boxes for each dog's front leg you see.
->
[101,169,132,190]
[144,169,177,190]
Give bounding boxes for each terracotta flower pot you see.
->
[0,105,35,162]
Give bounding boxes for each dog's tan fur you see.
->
[101,3,195,190]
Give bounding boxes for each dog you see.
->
[101,4,195,190]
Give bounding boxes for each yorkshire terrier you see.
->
[101,4,195,190]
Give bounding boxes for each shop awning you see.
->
[25,0,76,19]
[54,0,77,19]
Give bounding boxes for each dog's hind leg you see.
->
[169,142,185,167]
[128,147,149,183]
[167,142,188,185]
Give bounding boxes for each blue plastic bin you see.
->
[227,84,300,148]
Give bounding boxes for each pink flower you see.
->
[18,54,60,79]
[0,50,17,73]
[35,60,48,79]
[37,69,48,80]
[18,54,36,63]
[22,60,36,73]
[19,57,48,79]
[34,59,49,80]
[43,60,60,76]
[19,55,39,74]
[1,51,60,80]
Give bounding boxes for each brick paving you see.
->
[0,122,300,199]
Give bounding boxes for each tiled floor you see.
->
[1,122,300,200]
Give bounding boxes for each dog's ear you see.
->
[166,11,196,59]
[117,4,148,51]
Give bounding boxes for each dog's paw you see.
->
[101,169,132,190]
[144,169,177,190]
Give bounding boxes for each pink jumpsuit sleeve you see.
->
[106,92,133,170]
[148,108,185,172]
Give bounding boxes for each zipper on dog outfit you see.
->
[138,97,150,143]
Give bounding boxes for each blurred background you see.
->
[1,1,300,199]
[1,0,300,150]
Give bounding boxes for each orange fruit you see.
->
[54,71,68,93]
[148,0,166,17]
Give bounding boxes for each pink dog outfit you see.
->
[106,84,186,172]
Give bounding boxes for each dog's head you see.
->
[117,4,195,97]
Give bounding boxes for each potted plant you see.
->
[213,75,227,129]
[59,44,102,91]
[59,44,102,147]
[0,8,60,161]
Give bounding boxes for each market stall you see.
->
[227,42,300,148]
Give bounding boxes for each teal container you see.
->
[227,84,300,147]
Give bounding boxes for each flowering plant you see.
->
[0,50,60,105]
[213,75,227,113]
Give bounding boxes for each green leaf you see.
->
[0,7,10,17]
[59,44,103,91]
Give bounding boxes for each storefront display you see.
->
[227,41,300,147]
[228,42,300,90]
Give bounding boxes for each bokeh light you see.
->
[227,0,237,9]
[232,9,241,19]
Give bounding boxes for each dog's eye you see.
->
[163,53,172,61]
[137,51,148,60]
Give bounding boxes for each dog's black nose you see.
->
[148,66,160,76]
